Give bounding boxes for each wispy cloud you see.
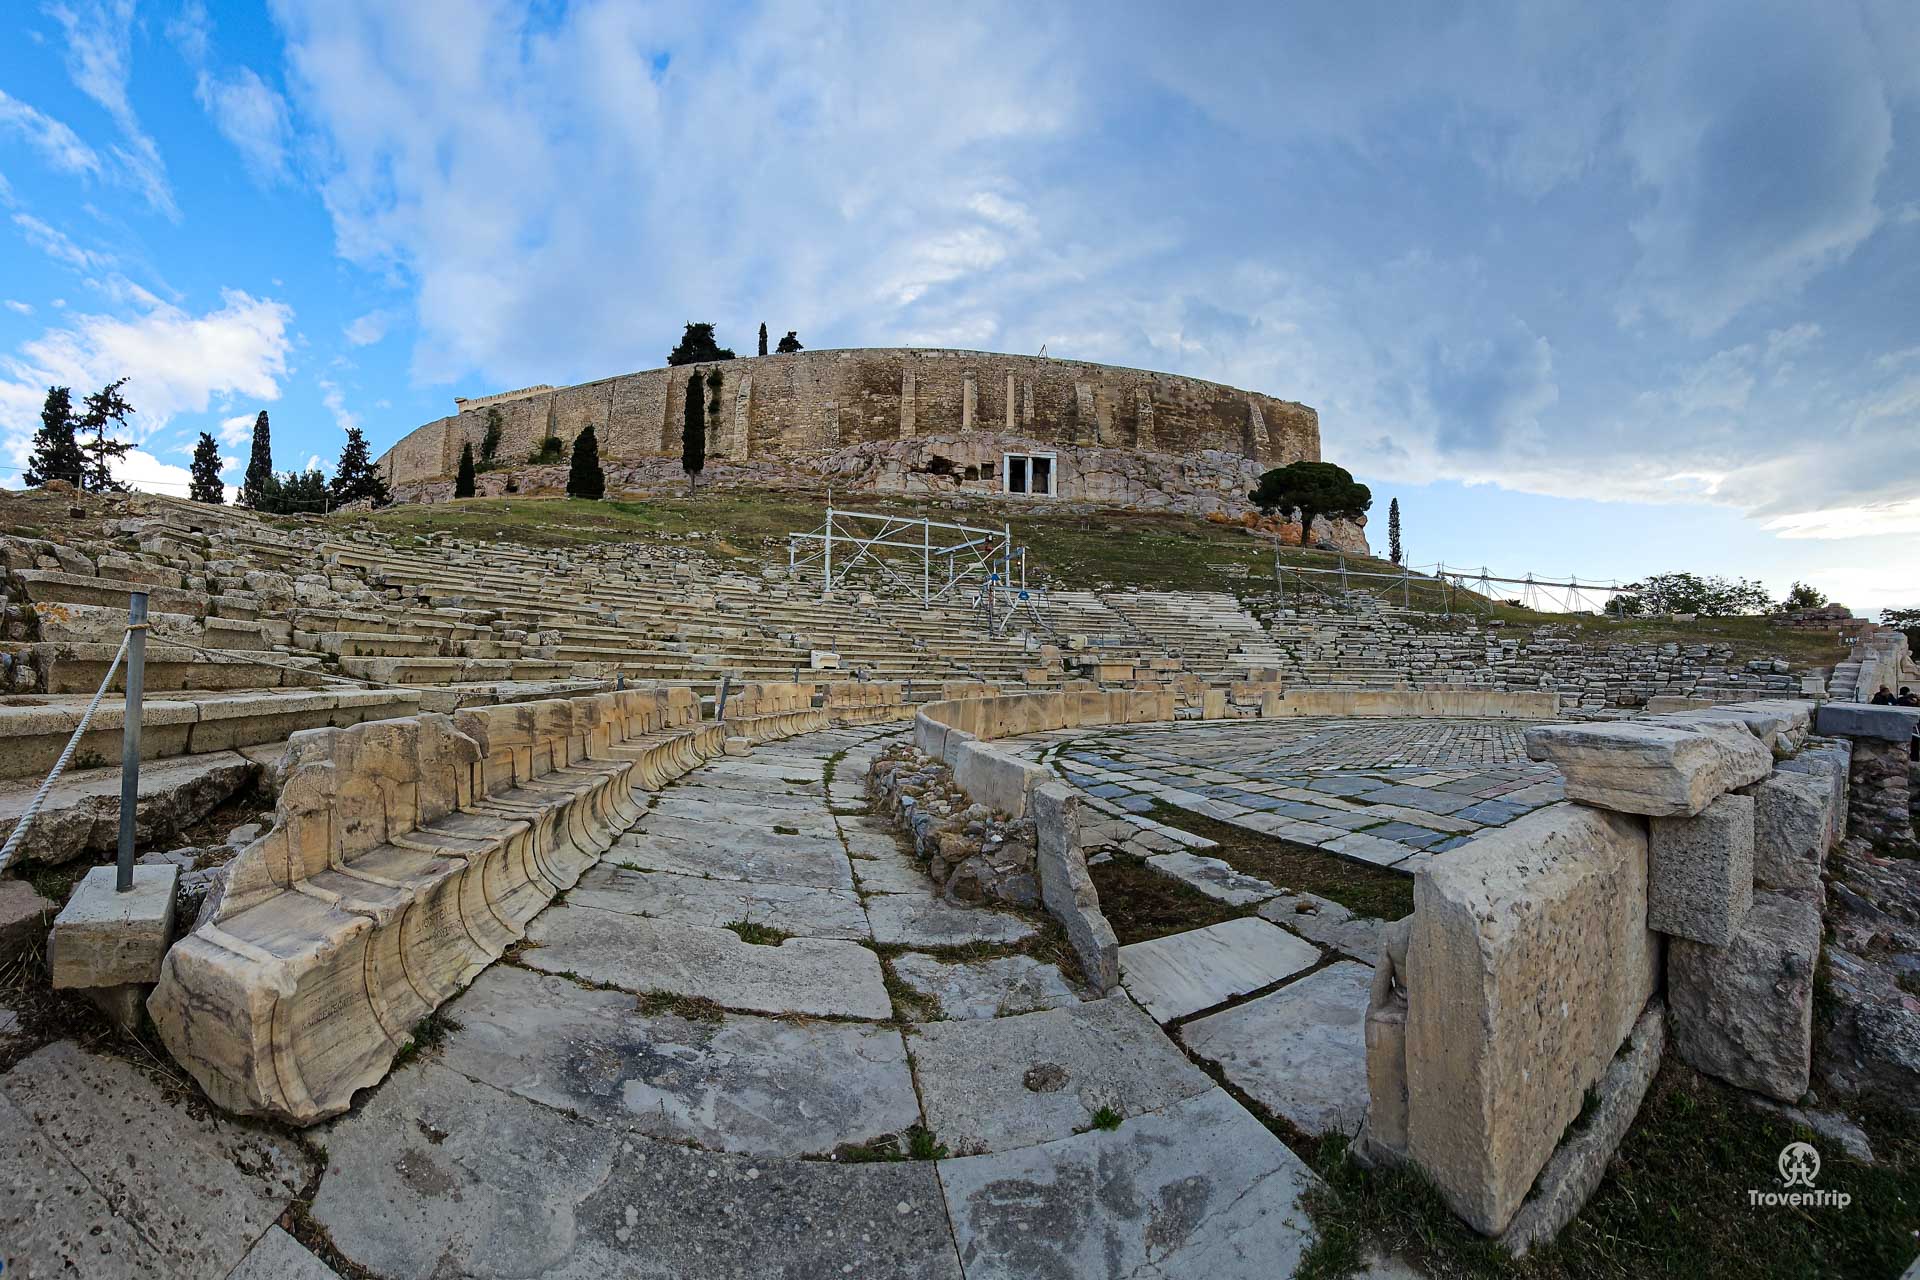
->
[46,0,178,218]
[11,212,114,271]
[0,88,102,176]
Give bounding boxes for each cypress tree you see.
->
[1387,498,1402,565]
[758,323,768,357]
[682,371,706,496]
[479,408,502,466]
[241,411,273,508]
[189,432,225,503]
[24,386,85,489]
[328,427,391,508]
[567,425,605,500]
[455,443,477,498]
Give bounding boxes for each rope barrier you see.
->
[0,630,130,875]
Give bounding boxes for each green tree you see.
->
[567,425,605,500]
[682,370,706,495]
[328,427,391,508]
[1248,461,1372,548]
[1387,497,1402,565]
[241,411,273,509]
[757,322,768,357]
[23,386,85,489]
[189,432,225,503]
[76,378,134,493]
[667,322,735,367]
[1779,581,1828,611]
[479,408,503,467]
[274,469,329,514]
[1620,572,1771,617]
[1881,607,1920,652]
[775,330,803,354]
[455,443,477,498]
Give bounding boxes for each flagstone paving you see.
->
[1046,716,1564,869]
[0,719,1417,1278]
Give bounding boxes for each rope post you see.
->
[715,673,732,725]
[115,590,149,893]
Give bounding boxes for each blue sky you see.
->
[2,2,1918,613]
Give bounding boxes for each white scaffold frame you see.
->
[786,503,1045,634]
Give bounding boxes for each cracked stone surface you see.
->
[889,951,1083,1021]
[938,1087,1318,1279]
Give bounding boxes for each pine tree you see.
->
[567,425,605,500]
[1387,498,1402,566]
[775,330,803,354]
[77,378,133,493]
[757,323,768,357]
[479,408,502,467]
[328,427,391,508]
[24,386,85,489]
[666,323,735,366]
[241,411,273,508]
[455,443,477,498]
[682,371,706,496]
[189,432,225,503]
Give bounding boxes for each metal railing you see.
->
[0,589,150,893]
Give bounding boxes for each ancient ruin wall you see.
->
[377,348,1321,491]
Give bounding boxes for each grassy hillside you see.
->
[349,492,1850,666]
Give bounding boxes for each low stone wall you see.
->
[1362,698,1839,1249]
[867,745,1039,907]
[909,678,1285,991]
[146,683,830,1126]
[1262,689,1558,721]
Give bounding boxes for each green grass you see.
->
[1145,800,1416,921]
[1090,1105,1123,1131]
[1299,1064,1917,1280]
[723,917,791,946]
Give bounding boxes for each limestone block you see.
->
[1361,917,1412,1159]
[0,878,54,960]
[1647,792,1754,945]
[1523,720,1770,816]
[1744,769,1831,891]
[1813,701,1920,742]
[1668,892,1818,1102]
[951,740,1046,819]
[1405,804,1660,1236]
[809,650,839,669]
[1776,737,1850,846]
[1033,782,1117,992]
[49,864,178,989]
[1495,999,1665,1257]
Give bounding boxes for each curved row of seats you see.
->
[147,681,869,1125]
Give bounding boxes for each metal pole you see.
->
[923,518,930,603]
[715,673,732,724]
[115,590,148,893]
[822,503,833,597]
[1339,553,1347,593]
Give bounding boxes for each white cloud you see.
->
[111,447,196,497]
[0,88,102,176]
[11,213,114,271]
[317,378,358,433]
[194,68,293,184]
[46,0,178,218]
[217,412,256,447]
[343,308,393,346]
[2,301,31,316]
[0,290,293,462]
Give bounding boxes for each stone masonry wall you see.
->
[379,348,1321,504]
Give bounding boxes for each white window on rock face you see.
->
[1002,451,1056,497]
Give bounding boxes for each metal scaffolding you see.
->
[786,503,1041,633]
[1273,545,1637,617]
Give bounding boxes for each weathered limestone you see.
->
[1404,803,1660,1235]
[1524,719,1771,816]
[49,863,177,1027]
[1647,792,1754,945]
[147,685,786,1125]
[1494,999,1665,1257]
[1033,782,1118,992]
[1180,960,1372,1136]
[1668,892,1819,1102]
[1744,768,1833,891]
[1120,917,1319,1023]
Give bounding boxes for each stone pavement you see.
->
[1048,717,1564,874]
[0,720,1387,1279]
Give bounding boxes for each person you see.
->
[1898,686,1920,707]
[1871,686,1896,704]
